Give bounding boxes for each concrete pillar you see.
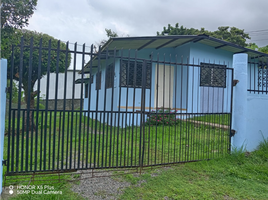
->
[0,59,7,194]
[231,54,248,151]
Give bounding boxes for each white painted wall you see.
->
[34,70,82,99]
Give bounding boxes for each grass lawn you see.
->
[3,111,232,199]
[4,111,230,176]
[3,111,268,199]
[120,138,268,199]
[192,114,230,126]
[4,138,267,199]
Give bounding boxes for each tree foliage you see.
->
[8,29,71,129]
[1,0,38,58]
[94,28,118,52]
[157,23,251,47]
[9,29,71,103]
[247,43,268,54]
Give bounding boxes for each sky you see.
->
[27,0,268,48]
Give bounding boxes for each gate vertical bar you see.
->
[26,37,34,171]
[34,38,43,171]
[0,59,7,194]
[139,60,147,168]
[7,45,14,173]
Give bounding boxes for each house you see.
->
[79,35,267,127]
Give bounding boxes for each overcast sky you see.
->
[27,0,268,47]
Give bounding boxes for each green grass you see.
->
[4,111,267,199]
[120,138,268,199]
[192,114,231,126]
[4,111,230,178]
[3,111,231,199]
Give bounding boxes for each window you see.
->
[85,75,94,98]
[85,83,89,98]
[96,71,101,90]
[105,63,114,88]
[200,63,226,87]
[120,60,151,88]
[258,63,268,89]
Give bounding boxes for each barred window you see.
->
[106,63,114,88]
[120,60,151,88]
[96,71,101,90]
[85,83,89,98]
[200,63,226,87]
[258,63,268,89]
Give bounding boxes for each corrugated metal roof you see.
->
[80,35,268,74]
[101,35,268,58]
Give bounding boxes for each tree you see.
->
[9,29,71,130]
[258,45,268,54]
[157,23,250,47]
[94,29,118,52]
[247,43,268,54]
[1,0,38,58]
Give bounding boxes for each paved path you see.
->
[183,120,230,130]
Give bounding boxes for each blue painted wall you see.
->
[189,43,233,114]
[84,42,234,126]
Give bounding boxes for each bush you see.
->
[145,108,180,126]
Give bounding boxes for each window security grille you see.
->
[120,60,151,88]
[200,63,226,88]
[258,63,268,89]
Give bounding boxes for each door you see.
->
[154,64,174,109]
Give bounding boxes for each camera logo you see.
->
[9,185,14,194]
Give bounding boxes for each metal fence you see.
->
[5,37,233,176]
[248,56,268,94]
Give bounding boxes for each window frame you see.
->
[120,59,151,89]
[200,62,226,88]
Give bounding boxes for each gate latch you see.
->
[2,160,7,166]
[231,129,236,137]
[233,80,239,86]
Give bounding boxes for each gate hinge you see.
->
[5,87,10,93]
[231,129,236,137]
[2,160,7,166]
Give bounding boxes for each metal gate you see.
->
[5,37,233,176]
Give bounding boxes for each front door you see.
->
[154,64,174,109]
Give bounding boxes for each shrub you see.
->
[145,108,180,126]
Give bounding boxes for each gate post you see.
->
[231,54,248,151]
[0,59,7,194]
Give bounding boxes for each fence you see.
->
[4,37,233,176]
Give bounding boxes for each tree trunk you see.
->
[23,84,37,132]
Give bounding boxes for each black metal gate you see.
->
[5,37,233,176]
